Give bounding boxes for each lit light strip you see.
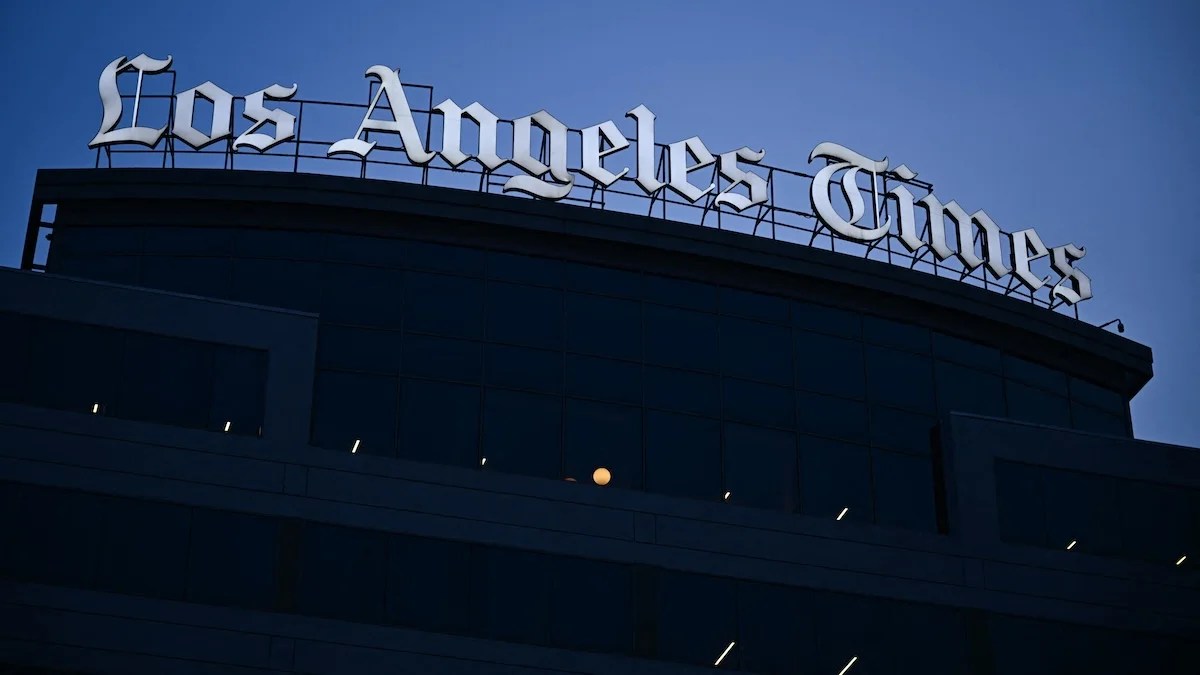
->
[481,457,487,466]
[91,403,100,414]
[837,507,849,521]
[723,491,731,500]
[714,640,735,667]
[223,421,231,432]
[837,656,859,675]
[1066,540,1077,550]
[1177,555,1187,566]
[351,439,361,454]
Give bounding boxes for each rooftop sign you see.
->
[87,55,1093,309]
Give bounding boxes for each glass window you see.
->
[869,405,935,456]
[1069,377,1127,416]
[994,460,1047,548]
[58,254,142,284]
[1070,402,1128,436]
[401,333,481,382]
[324,233,406,268]
[737,581,815,674]
[386,536,471,634]
[723,377,794,429]
[935,361,1006,417]
[482,389,561,479]
[403,271,484,338]
[724,423,798,511]
[643,275,718,312]
[1120,481,1193,564]
[401,240,486,276]
[210,345,267,437]
[932,332,1002,373]
[654,571,737,667]
[565,355,641,405]
[319,263,404,328]
[116,332,214,429]
[487,251,562,286]
[644,410,722,502]
[564,292,641,361]
[1005,381,1072,428]
[863,316,930,353]
[24,317,123,416]
[871,450,937,532]
[1002,356,1069,396]
[865,346,935,411]
[644,366,720,417]
[233,229,327,260]
[0,484,102,589]
[229,258,322,312]
[1042,468,1123,556]
[141,226,235,256]
[796,391,869,444]
[318,324,402,373]
[719,287,790,324]
[399,379,479,467]
[550,557,634,654]
[644,304,718,371]
[471,546,552,645]
[792,300,862,338]
[485,343,561,393]
[91,494,191,600]
[310,370,398,456]
[0,313,31,404]
[800,436,872,522]
[562,261,642,298]
[188,509,279,610]
[564,400,642,489]
[720,316,791,385]
[140,256,232,299]
[294,522,389,623]
[794,330,865,399]
[486,282,562,349]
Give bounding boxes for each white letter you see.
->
[505,110,574,200]
[234,84,298,152]
[1009,228,1050,292]
[173,81,234,150]
[581,120,629,187]
[626,105,664,194]
[89,54,173,148]
[1050,243,1093,304]
[328,66,434,164]
[667,137,716,202]
[808,142,889,242]
[434,99,504,170]
[714,147,768,212]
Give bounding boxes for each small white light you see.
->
[836,507,849,521]
[480,457,487,466]
[91,403,100,414]
[1066,540,1077,550]
[223,421,231,432]
[723,491,731,501]
[351,439,361,454]
[837,656,859,675]
[1176,555,1187,566]
[714,640,735,667]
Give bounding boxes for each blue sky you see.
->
[1,0,1196,446]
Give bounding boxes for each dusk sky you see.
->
[1,0,1196,447]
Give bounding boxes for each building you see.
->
[0,158,1196,673]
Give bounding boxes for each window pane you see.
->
[401,333,481,382]
[310,370,398,456]
[935,361,1006,417]
[401,240,486,276]
[797,391,869,444]
[932,332,1002,373]
[387,535,470,634]
[487,282,562,349]
[188,509,279,610]
[1069,377,1126,416]
[720,317,791,385]
[720,287,790,324]
[654,571,737,667]
[482,389,561,479]
[0,484,102,588]
[869,405,935,456]
[994,460,1047,547]
[564,400,642,489]
[866,346,934,411]
[800,436,872,522]
[565,355,641,405]
[792,301,861,338]
[643,275,718,312]
[562,262,642,298]
[738,582,815,673]
[404,271,483,338]
[117,332,214,429]
[92,494,191,600]
[399,379,479,467]
[140,256,232,299]
[320,263,404,328]
[295,523,389,623]
[645,366,720,417]
[863,316,930,353]
[487,251,561,286]
[724,423,798,511]
[1005,381,1072,428]
[1003,356,1068,396]
[871,450,937,532]
[485,343,561,393]
[318,324,402,373]
[795,331,864,399]
[25,317,123,415]
[1042,468,1123,555]
[1070,402,1127,436]
[550,557,634,654]
[723,378,794,429]
[564,292,640,360]
[211,345,267,437]
[644,410,722,502]
[229,258,322,312]
[471,546,552,645]
[644,304,718,372]
[0,313,31,403]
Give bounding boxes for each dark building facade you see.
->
[1,168,1196,673]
